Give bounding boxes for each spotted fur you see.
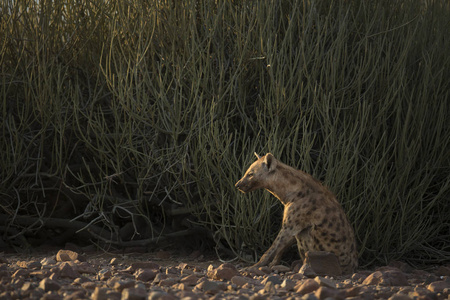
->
[235,153,358,273]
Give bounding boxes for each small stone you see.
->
[180,274,200,286]
[261,275,282,285]
[375,285,397,299]
[195,280,225,294]
[352,271,371,283]
[98,269,113,280]
[129,262,160,272]
[427,280,450,292]
[56,250,85,262]
[259,266,271,274]
[207,264,239,281]
[314,276,336,288]
[314,286,345,300]
[64,290,86,300]
[299,263,317,278]
[280,279,295,291]
[81,281,98,290]
[107,291,121,300]
[172,283,191,291]
[72,261,97,274]
[231,276,251,288]
[288,273,307,281]
[40,257,56,267]
[299,294,319,300]
[180,268,193,275]
[291,260,303,272]
[152,273,168,284]
[244,267,266,276]
[271,265,291,273]
[58,262,79,279]
[92,287,108,300]
[177,262,192,270]
[303,251,342,276]
[179,291,205,300]
[39,278,61,292]
[21,281,34,291]
[29,269,49,279]
[263,281,276,294]
[56,250,86,261]
[345,286,361,298]
[135,269,158,282]
[158,277,179,287]
[12,269,29,278]
[165,267,179,275]
[363,270,408,286]
[148,291,177,300]
[295,278,320,294]
[388,293,413,300]
[121,287,146,300]
[41,291,62,300]
[17,260,41,269]
[114,279,135,292]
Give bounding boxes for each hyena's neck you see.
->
[265,163,322,205]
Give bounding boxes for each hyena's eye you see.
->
[247,172,254,178]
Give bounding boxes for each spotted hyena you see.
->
[235,153,358,274]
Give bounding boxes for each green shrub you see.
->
[1,0,449,266]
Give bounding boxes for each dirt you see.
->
[0,248,449,300]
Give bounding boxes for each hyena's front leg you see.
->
[252,227,295,268]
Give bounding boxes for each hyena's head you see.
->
[235,152,277,193]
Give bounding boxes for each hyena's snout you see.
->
[235,178,247,192]
[235,178,253,193]
[235,179,244,190]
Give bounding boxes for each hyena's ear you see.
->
[263,153,277,171]
[254,152,261,159]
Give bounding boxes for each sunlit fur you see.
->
[236,153,358,274]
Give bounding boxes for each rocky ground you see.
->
[0,248,449,300]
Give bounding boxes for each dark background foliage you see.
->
[1,0,449,267]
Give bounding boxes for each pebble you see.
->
[207,264,240,281]
[17,260,41,269]
[195,280,226,294]
[55,249,85,262]
[121,286,147,300]
[271,264,291,273]
[129,261,160,272]
[180,274,201,286]
[261,275,282,285]
[295,278,320,294]
[314,276,336,288]
[39,278,61,292]
[58,262,79,279]
[134,268,158,281]
[427,280,450,292]
[40,257,56,267]
[363,269,409,286]
[0,250,449,300]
